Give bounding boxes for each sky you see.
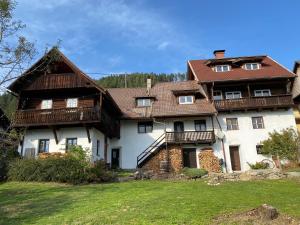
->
[14,0,300,78]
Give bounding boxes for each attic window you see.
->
[244,63,260,70]
[179,96,193,104]
[214,65,230,72]
[137,98,151,107]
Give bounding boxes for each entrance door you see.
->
[111,148,120,169]
[229,146,241,171]
[183,148,197,168]
[174,121,184,132]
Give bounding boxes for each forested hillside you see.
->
[0,73,187,119]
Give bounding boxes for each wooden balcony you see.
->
[165,131,215,144]
[214,95,293,111]
[13,107,101,127]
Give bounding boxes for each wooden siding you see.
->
[25,73,93,90]
[214,95,293,111]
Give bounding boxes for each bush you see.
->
[0,147,20,181]
[181,168,208,179]
[8,156,88,184]
[247,162,269,170]
[87,160,115,182]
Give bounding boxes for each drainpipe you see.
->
[215,115,228,173]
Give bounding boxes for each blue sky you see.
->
[15,0,300,78]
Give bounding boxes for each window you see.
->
[138,122,153,133]
[38,139,49,153]
[215,65,230,72]
[254,89,271,97]
[41,100,52,109]
[66,98,78,108]
[66,138,77,150]
[96,140,100,156]
[252,117,264,129]
[195,120,206,131]
[225,91,242,99]
[256,145,263,154]
[137,98,151,107]
[179,96,193,104]
[244,63,260,70]
[226,118,239,130]
[213,90,223,100]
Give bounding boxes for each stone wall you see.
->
[142,145,183,173]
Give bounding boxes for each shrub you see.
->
[181,168,208,179]
[247,162,269,170]
[0,147,20,181]
[87,160,115,182]
[8,155,88,184]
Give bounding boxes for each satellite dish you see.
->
[215,130,225,139]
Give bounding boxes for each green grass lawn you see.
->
[0,179,300,225]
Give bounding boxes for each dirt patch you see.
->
[213,205,300,225]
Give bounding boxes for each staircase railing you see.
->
[136,133,166,167]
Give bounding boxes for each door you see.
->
[174,121,184,142]
[229,146,241,171]
[111,148,120,169]
[183,148,197,168]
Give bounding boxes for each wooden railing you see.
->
[214,95,293,111]
[13,107,101,126]
[165,131,215,144]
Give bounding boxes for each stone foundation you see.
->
[142,145,183,173]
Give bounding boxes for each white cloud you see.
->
[157,41,170,50]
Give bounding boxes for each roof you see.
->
[8,47,105,94]
[108,80,216,119]
[189,55,296,83]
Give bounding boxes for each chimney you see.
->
[213,50,225,59]
[146,78,151,94]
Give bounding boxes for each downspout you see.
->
[215,115,228,173]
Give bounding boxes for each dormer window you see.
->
[244,63,260,70]
[214,65,230,72]
[137,98,151,107]
[179,96,193,104]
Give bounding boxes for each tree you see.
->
[0,0,36,89]
[261,128,300,168]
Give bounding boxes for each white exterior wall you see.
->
[110,117,214,169]
[20,127,106,161]
[216,109,297,172]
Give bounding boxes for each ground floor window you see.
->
[96,140,100,156]
[38,139,49,153]
[256,145,263,154]
[66,138,77,150]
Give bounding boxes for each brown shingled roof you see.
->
[108,80,216,119]
[189,55,295,83]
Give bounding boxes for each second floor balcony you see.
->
[214,94,293,111]
[165,131,215,144]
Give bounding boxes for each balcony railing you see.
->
[13,107,101,126]
[214,95,293,111]
[165,131,215,144]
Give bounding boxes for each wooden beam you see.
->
[85,126,91,143]
[51,127,59,144]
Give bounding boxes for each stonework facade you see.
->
[142,145,183,173]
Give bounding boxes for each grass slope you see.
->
[0,180,299,225]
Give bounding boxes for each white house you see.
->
[8,48,297,173]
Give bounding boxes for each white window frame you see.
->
[244,63,261,70]
[41,99,53,109]
[252,117,264,129]
[254,89,271,97]
[225,91,242,100]
[214,65,230,72]
[178,96,194,104]
[137,98,151,107]
[213,90,223,100]
[226,118,239,130]
[66,98,78,108]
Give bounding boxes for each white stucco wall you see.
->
[20,127,105,161]
[216,109,297,172]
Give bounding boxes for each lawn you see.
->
[0,179,300,225]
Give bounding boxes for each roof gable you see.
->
[8,47,105,94]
